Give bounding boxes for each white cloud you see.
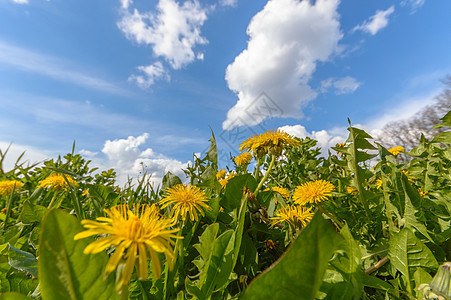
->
[223,0,343,130]
[401,0,425,14]
[101,133,189,186]
[0,41,124,94]
[12,0,29,4]
[353,6,395,35]
[220,0,237,7]
[128,61,170,89]
[79,149,98,157]
[0,142,51,172]
[118,0,208,70]
[120,0,133,9]
[279,124,345,155]
[321,76,361,95]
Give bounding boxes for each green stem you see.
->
[254,154,276,198]
[253,158,262,182]
[381,172,395,235]
[47,192,59,209]
[2,191,15,233]
[317,203,343,230]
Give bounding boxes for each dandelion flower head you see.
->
[270,205,314,229]
[160,184,211,222]
[0,180,23,195]
[293,179,335,206]
[216,169,227,180]
[234,152,252,166]
[74,203,180,289]
[265,186,290,203]
[218,172,236,189]
[388,146,405,156]
[239,129,300,157]
[38,173,77,191]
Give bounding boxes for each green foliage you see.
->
[0,109,450,299]
[38,209,118,300]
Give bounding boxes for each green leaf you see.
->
[432,131,451,144]
[18,201,47,224]
[222,174,256,210]
[200,230,235,297]
[193,223,220,273]
[161,172,182,191]
[413,267,433,290]
[400,174,434,243]
[0,293,31,300]
[388,228,438,294]
[432,110,451,129]
[242,213,343,300]
[7,244,37,278]
[38,209,118,300]
[206,129,218,165]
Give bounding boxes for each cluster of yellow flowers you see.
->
[239,129,300,157]
[234,152,252,166]
[0,180,23,196]
[270,179,335,229]
[38,173,78,191]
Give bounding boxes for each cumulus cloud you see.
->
[321,76,361,95]
[353,6,395,35]
[223,0,343,130]
[279,124,345,155]
[128,61,170,89]
[101,133,189,186]
[118,0,208,70]
[12,0,29,4]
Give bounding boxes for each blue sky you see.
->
[0,0,450,185]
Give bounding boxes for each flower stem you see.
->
[254,154,276,198]
[317,203,343,230]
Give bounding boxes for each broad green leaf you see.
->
[185,277,207,300]
[5,273,38,295]
[7,244,37,278]
[326,224,363,300]
[39,209,118,300]
[388,228,438,294]
[400,174,434,243]
[242,213,343,300]
[432,131,451,144]
[161,172,182,191]
[223,174,256,210]
[193,223,220,273]
[18,201,47,224]
[0,293,31,300]
[200,230,235,297]
[362,273,393,291]
[413,267,433,290]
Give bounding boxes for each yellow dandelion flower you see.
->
[216,169,227,180]
[347,186,357,195]
[0,180,23,195]
[336,143,347,148]
[270,205,314,229]
[38,173,77,191]
[74,204,180,289]
[418,188,428,197]
[265,186,290,204]
[388,146,405,156]
[293,180,335,206]
[160,184,211,222]
[82,189,89,196]
[400,170,416,183]
[239,129,300,157]
[264,239,276,251]
[235,152,252,166]
[218,172,236,189]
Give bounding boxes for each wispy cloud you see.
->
[353,6,395,35]
[0,41,125,94]
[401,0,425,14]
[320,76,361,95]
